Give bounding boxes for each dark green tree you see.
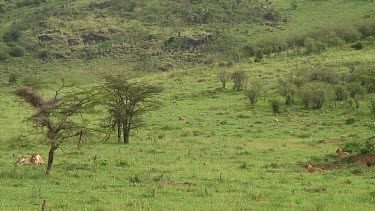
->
[101,76,163,144]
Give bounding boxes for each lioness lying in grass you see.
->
[336,148,350,157]
[306,164,323,173]
[16,153,44,165]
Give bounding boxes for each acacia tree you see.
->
[244,81,263,105]
[14,83,93,174]
[101,76,163,144]
[217,69,231,88]
[232,70,247,91]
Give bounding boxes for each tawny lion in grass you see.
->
[306,164,323,173]
[16,153,44,165]
[336,148,350,157]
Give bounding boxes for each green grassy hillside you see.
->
[0,0,374,74]
[0,0,375,210]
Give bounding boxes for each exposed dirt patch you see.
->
[157,180,197,187]
[347,154,375,167]
[304,154,375,172]
[82,31,111,44]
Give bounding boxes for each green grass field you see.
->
[1,0,375,210]
[1,44,375,210]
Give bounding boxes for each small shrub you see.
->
[129,175,141,184]
[297,132,312,138]
[277,79,298,105]
[38,49,50,60]
[351,168,363,175]
[371,97,375,114]
[244,82,262,105]
[8,73,20,84]
[98,159,108,166]
[117,160,130,167]
[2,29,22,43]
[343,141,362,153]
[347,64,375,93]
[337,26,361,43]
[232,70,247,91]
[290,0,297,10]
[239,162,248,169]
[360,137,375,155]
[0,3,5,13]
[9,46,26,57]
[254,48,263,62]
[17,0,45,7]
[157,132,165,139]
[217,70,231,88]
[20,76,44,89]
[299,82,334,109]
[345,117,356,125]
[347,82,366,108]
[304,38,318,54]
[334,84,350,102]
[308,68,339,84]
[351,42,364,50]
[0,51,8,61]
[270,97,284,114]
[343,137,375,155]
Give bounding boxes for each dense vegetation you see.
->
[0,0,374,210]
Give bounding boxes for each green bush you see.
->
[232,70,247,91]
[2,29,22,43]
[277,79,298,106]
[8,73,20,84]
[335,26,361,43]
[254,48,263,62]
[343,137,375,155]
[357,18,375,37]
[0,49,8,61]
[351,42,364,50]
[270,97,284,114]
[345,117,356,125]
[343,141,362,154]
[21,76,44,89]
[244,81,262,105]
[217,69,231,88]
[371,97,375,114]
[299,82,334,109]
[38,49,50,60]
[0,3,5,13]
[347,81,366,108]
[17,0,45,7]
[360,137,375,155]
[347,64,375,93]
[334,84,350,102]
[304,38,318,54]
[308,68,339,84]
[9,46,26,57]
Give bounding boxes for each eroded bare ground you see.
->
[156,180,197,187]
[308,154,375,171]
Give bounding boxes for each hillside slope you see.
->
[0,0,374,74]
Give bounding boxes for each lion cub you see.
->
[306,164,323,173]
[336,148,350,157]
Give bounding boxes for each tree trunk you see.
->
[117,122,121,143]
[123,124,130,144]
[46,143,59,175]
[124,132,130,144]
